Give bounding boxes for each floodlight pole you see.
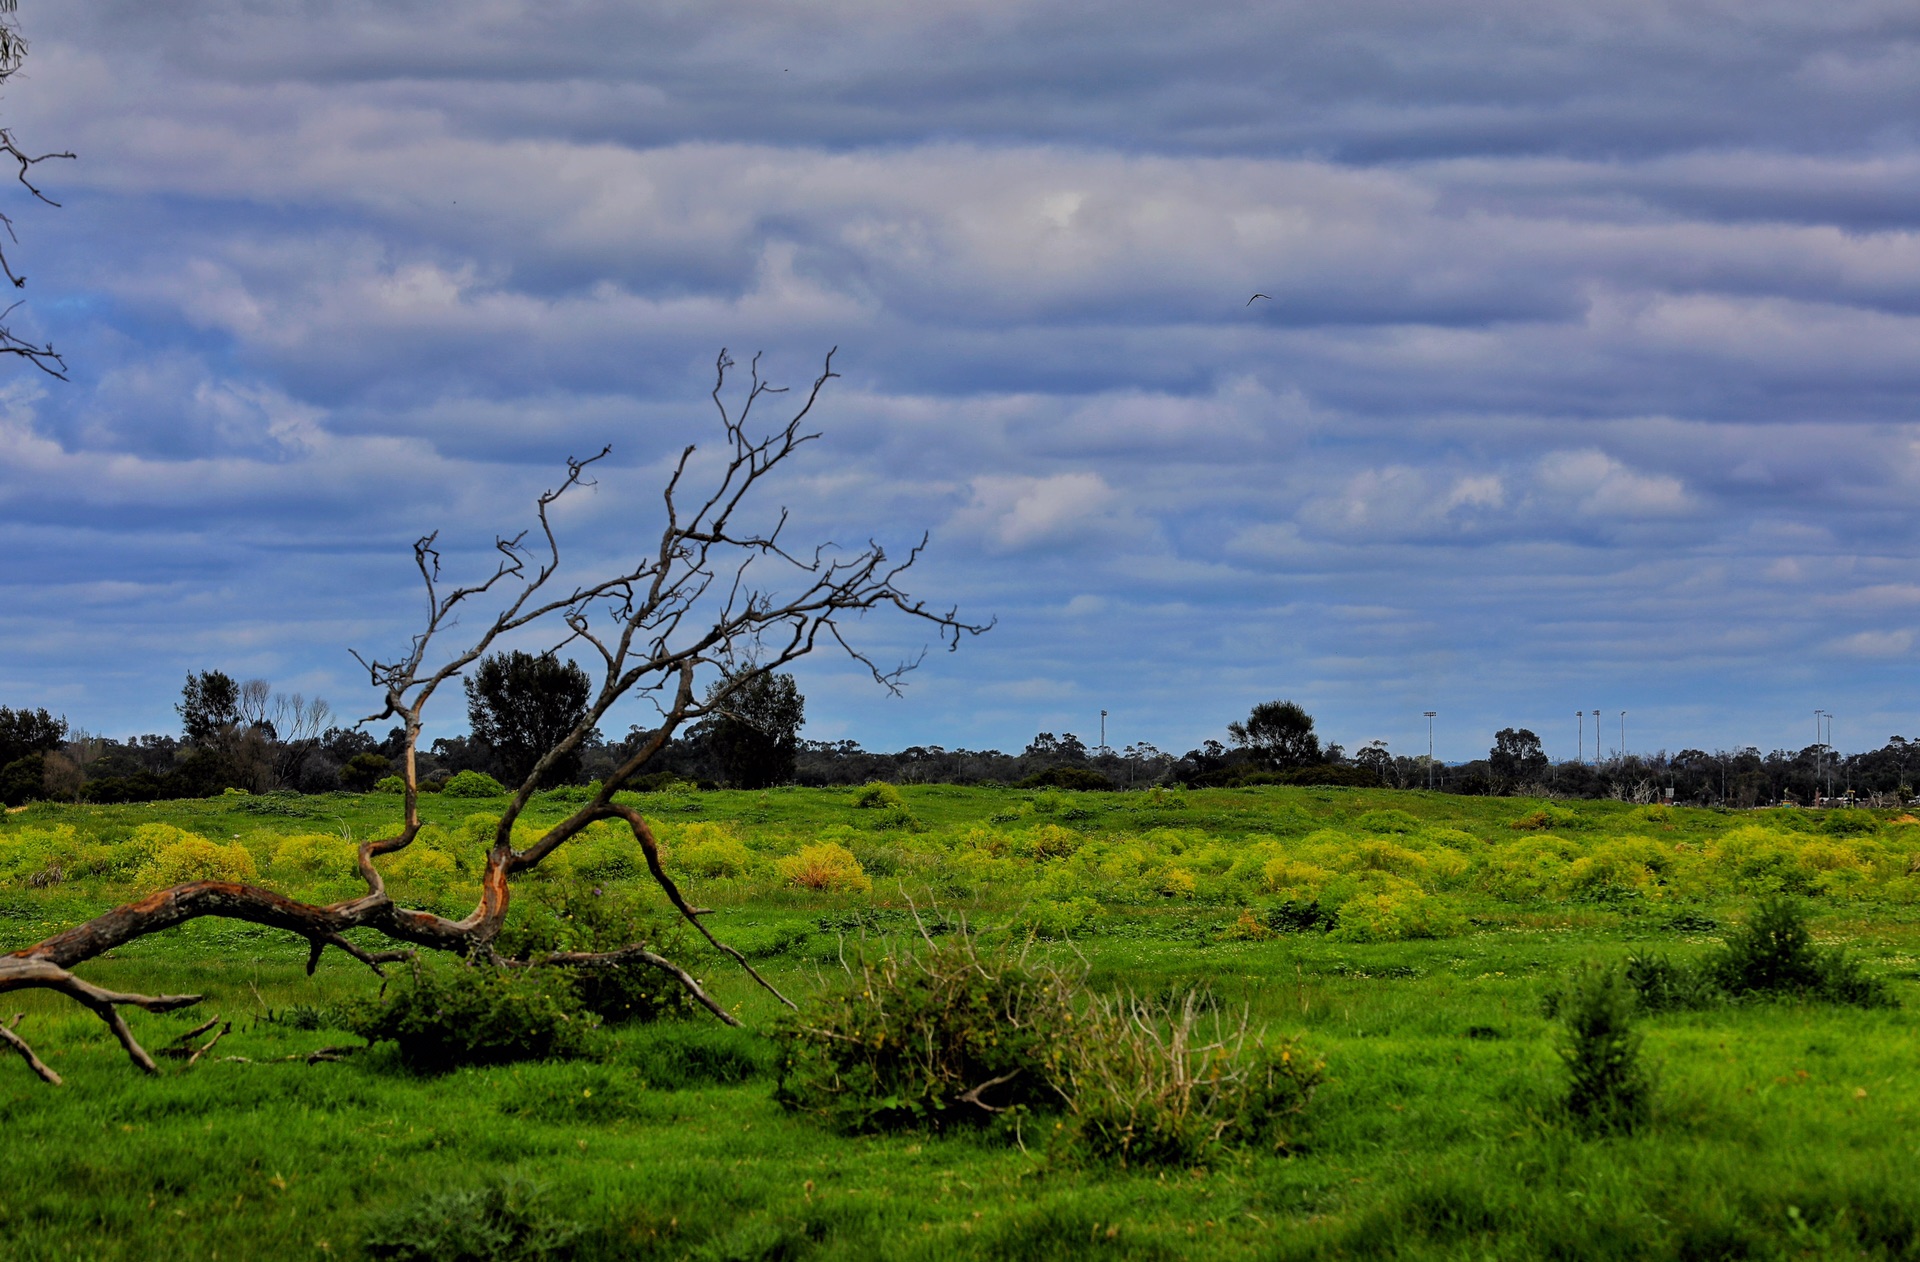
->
[1576,711,1584,764]
[1815,709,1826,805]
[1620,711,1626,763]
[1424,711,1437,790]
[1099,709,1107,754]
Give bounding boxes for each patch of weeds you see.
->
[361,1178,581,1262]
[344,958,596,1072]
[774,932,1323,1168]
[1464,1026,1504,1040]
[1598,899,1896,1013]
[1664,912,1719,932]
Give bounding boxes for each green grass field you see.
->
[7,784,1920,1260]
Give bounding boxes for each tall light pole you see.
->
[1099,709,1107,754]
[1424,711,1437,790]
[1620,711,1627,763]
[1592,705,1600,763]
[1814,709,1826,806]
[1576,711,1584,764]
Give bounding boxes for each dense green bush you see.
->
[1611,899,1895,1013]
[774,932,1323,1166]
[851,781,904,809]
[442,770,509,798]
[1556,961,1652,1134]
[774,933,1072,1132]
[494,879,697,1026]
[345,959,595,1071]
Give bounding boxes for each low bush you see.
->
[852,781,904,809]
[774,932,1324,1166]
[1556,961,1652,1134]
[773,932,1073,1132]
[373,775,406,794]
[1603,899,1896,1013]
[1713,896,1891,1006]
[344,958,595,1072]
[1059,991,1323,1166]
[140,833,259,886]
[494,879,696,1026]
[442,770,508,798]
[776,842,872,893]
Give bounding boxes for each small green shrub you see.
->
[361,1179,581,1262]
[1556,961,1651,1134]
[1713,897,1893,1007]
[1058,991,1323,1167]
[494,880,696,1026]
[344,959,594,1072]
[373,775,406,794]
[1621,952,1719,1013]
[774,933,1077,1132]
[1265,899,1339,934]
[852,781,904,809]
[442,770,508,798]
[775,934,1324,1166]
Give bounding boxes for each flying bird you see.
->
[1247,293,1271,306]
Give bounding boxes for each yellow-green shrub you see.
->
[674,824,753,878]
[271,832,357,880]
[1023,824,1084,860]
[778,843,872,893]
[1329,874,1459,942]
[1261,856,1333,899]
[140,833,259,886]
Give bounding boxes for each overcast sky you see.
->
[3,0,1919,761]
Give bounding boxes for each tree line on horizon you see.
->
[0,671,1912,810]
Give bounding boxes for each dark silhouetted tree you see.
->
[1228,700,1322,768]
[1490,727,1549,788]
[177,671,240,744]
[697,672,804,789]
[465,651,597,788]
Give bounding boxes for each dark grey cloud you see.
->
[0,0,1917,759]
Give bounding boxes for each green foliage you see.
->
[345,958,596,1071]
[494,879,697,1025]
[464,650,596,788]
[373,775,406,793]
[1015,766,1114,791]
[1712,897,1894,1007]
[442,770,508,798]
[1059,992,1323,1167]
[774,933,1322,1167]
[851,781,904,809]
[361,1179,581,1262]
[1265,898,1339,933]
[774,932,1073,1133]
[776,842,871,892]
[1555,961,1652,1134]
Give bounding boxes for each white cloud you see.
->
[952,472,1120,549]
[1829,629,1914,658]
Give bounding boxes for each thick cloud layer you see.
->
[3,1,1918,759]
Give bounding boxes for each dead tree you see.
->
[0,348,989,1083]
[0,3,75,380]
